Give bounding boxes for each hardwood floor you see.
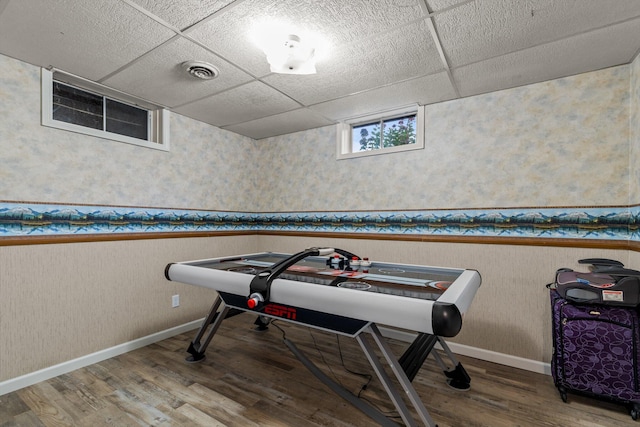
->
[1,312,636,426]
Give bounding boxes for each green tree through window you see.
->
[353,114,416,152]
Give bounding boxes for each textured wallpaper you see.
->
[0,52,636,228]
[256,65,631,212]
[631,54,640,205]
[0,54,259,212]
[0,51,639,388]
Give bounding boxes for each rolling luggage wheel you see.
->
[630,403,640,420]
[558,386,567,403]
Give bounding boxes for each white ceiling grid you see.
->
[0,0,639,139]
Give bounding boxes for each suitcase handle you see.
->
[592,267,640,277]
[579,258,624,268]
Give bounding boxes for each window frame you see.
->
[41,68,170,151]
[336,105,424,160]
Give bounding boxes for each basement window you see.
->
[41,68,170,151]
[336,105,424,159]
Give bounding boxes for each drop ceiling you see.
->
[0,0,639,140]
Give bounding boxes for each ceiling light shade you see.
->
[264,34,316,75]
[251,21,328,75]
[182,61,219,80]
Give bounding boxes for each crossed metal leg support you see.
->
[186,295,267,363]
[185,295,230,363]
[185,296,472,426]
[357,324,437,426]
[399,333,471,390]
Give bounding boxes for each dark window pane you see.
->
[53,82,103,130]
[105,99,148,141]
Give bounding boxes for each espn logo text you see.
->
[264,304,297,320]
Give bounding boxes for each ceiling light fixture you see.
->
[262,33,317,75]
[182,61,219,80]
[251,21,326,75]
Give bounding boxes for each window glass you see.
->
[352,114,416,152]
[336,106,424,160]
[52,81,149,141]
[352,122,381,151]
[42,68,170,151]
[105,99,148,140]
[53,82,103,130]
[382,114,416,147]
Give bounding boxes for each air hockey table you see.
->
[165,247,481,427]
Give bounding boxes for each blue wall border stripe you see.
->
[0,202,636,242]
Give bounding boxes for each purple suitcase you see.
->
[550,289,640,420]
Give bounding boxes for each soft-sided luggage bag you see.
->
[550,289,640,419]
[554,258,640,307]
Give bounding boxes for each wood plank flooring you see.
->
[0,312,636,426]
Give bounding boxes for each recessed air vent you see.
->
[182,61,219,80]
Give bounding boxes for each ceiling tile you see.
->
[101,36,254,108]
[173,80,301,127]
[0,0,175,81]
[435,0,640,68]
[426,0,473,13]
[128,0,235,31]
[453,18,640,98]
[186,0,427,77]
[1,0,639,140]
[262,19,445,106]
[309,72,456,121]
[223,108,334,140]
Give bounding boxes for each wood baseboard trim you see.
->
[378,326,551,376]
[1,230,634,251]
[0,319,204,397]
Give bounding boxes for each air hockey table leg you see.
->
[433,337,471,391]
[186,295,230,363]
[399,333,439,382]
[253,315,270,331]
[359,324,438,427]
[398,333,471,391]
